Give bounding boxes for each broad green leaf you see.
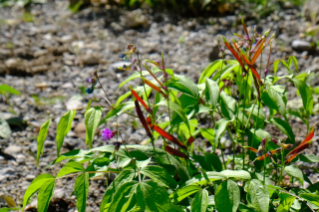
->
[116,91,132,106]
[0,84,20,95]
[270,118,295,144]
[186,173,225,186]
[205,78,219,108]
[219,170,251,180]
[281,60,291,73]
[85,106,102,148]
[157,100,189,129]
[215,180,240,212]
[36,119,51,167]
[168,74,199,100]
[285,165,304,185]
[56,162,85,178]
[56,110,76,156]
[299,154,319,163]
[118,156,132,168]
[199,60,223,83]
[205,153,223,171]
[170,185,202,202]
[0,118,11,139]
[201,128,214,146]
[214,118,229,147]
[245,103,265,129]
[136,157,152,169]
[191,189,209,212]
[219,91,236,120]
[141,165,177,188]
[108,181,138,212]
[22,174,55,210]
[100,101,135,125]
[300,193,319,201]
[100,169,136,212]
[119,69,161,88]
[292,78,313,117]
[136,180,173,212]
[74,172,89,212]
[277,196,296,212]
[262,85,286,115]
[245,179,269,212]
[37,179,55,212]
[213,63,238,81]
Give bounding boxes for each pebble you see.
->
[4,145,22,155]
[25,174,35,181]
[291,40,312,51]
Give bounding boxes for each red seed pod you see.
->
[164,145,188,159]
[153,125,187,150]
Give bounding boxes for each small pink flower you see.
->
[101,128,115,141]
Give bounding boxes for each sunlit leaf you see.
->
[36,119,51,167]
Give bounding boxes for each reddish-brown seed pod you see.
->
[243,146,258,153]
[153,125,187,150]
[186,136,195,146]
[143,79,167,98]
[129,86,152,113]
[134,100,153,139]
[255,148,281,161]
[165,145,188,159]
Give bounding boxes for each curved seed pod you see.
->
[165,145,188,159]
[134,100,153,139]
[129,86,152,113]
[186,136,195,146]
[153,125,187,150]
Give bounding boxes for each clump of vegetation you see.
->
[3,21,319,212]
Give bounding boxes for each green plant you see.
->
[18,21,319,212]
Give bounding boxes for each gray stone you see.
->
[4,145,22,155]
[291,40,312,51]
[26,174,35,181]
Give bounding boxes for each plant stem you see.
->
[227,128,236,170]
[219,140,227,170]
[263,141,267,186]
[278,148,285,186]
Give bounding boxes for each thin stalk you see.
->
[95,72,114,108]
[219,140,227,170]
[227,128,236,170]
[263,141,267,186]
[278,148,285,186]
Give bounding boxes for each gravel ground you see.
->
[1,0,319,211]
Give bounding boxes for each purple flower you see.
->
[154,60,160,64]
[88,78,92,83]
[101,128,115,141]
[131,66,136,71]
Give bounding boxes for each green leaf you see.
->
[22,174,55,210]
[157,100,189,129]
[262,85,287,115]
[299,154,319,163]
[274,60,279,76]
[56,162,85,178]
[205,78,219,108]
[199,60,223,83]
[277,196,296,212]
[219,91,236,120]
[116,91,132,106]
[141,165,177,189]
[108,181,138,212]
[290,56,299,73]
[219,170,251,180]
[215,180,240,212]
[0,118,11,139]
[270,118,295,144]
[0,208,20,212]
[100,169,136,212]
[191,189,209,212]
[300,193,319,201]
[168,74,199,100]
[285,165,304,185]
[136,181,173,212]
[119,69,161,88]
[245,179,269,212]
[0,84,20,95]
[170,185,202,202]
[74,172,89,212]
[214,118,229,147]
[56,110,76,156]
[245,103,265,129]
[36,119,51,167]
[100,101,135,125]
[292,78,313,117]
[85,107,102,148]
[37,179,55,212]
[205,153,223,171]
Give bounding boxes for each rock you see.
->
[0,167,15,175]
[303,0,319,23]
[291,40,312,51]
[16,154,26,165]
[4,145,22,155]
[26,174,35,181]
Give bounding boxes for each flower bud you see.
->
[264,69,269,75]
[131,66,136,71]
[261,138,266,146]
[131,58,136,64]
[271,138,279,145]
[242,72,246,77]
